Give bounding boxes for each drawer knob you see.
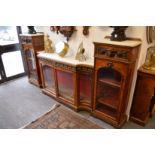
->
[107,62,113,68]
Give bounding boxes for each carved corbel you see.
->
[83,26,90,36]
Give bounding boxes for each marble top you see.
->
[37,52,94,67]
[95,38,142,47]
[19,33,44,37]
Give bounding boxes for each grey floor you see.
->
[0,77,57,129]
[0,76,155,129]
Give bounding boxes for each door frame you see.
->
[0,26,26,84]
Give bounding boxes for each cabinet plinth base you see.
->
[92,111,127,128]
[42,88,78,111]
[29,79,42,88]
[77,105,92,112]
[129,115,149,126]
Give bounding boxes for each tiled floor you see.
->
[0,76,155,129]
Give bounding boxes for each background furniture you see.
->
[19,34,144,128]
[130,67,155,126]
[20,34,44,87]
[93,39,141,128]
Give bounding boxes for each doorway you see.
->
[0,26,26,84]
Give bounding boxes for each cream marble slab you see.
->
[37,52,94,67]
[19,33,44,36]
[95,38,141,47]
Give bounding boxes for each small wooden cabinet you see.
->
[38,55,93,111]
[20,34,44,87]
[93,39,141,128]
[130,67,155,126]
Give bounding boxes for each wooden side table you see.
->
[130,67,155,126]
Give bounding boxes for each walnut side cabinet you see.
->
[38,56,93,111]
[130,67,155,126]
[20,34,44,87]
[93,40,141,128]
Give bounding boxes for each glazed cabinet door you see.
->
[25,48,38,82]
[20,34,44,87]
[79,73,92,106]
[94,58,129,121]
[56,69,75,104]
[39,62,56,96]
[77,67,94,111]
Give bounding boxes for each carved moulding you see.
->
[76,66,93,73]
[38,57,55,67]
[50,26,60,34]
[39,57,93,73]
[83,26,90,36]
[55,62,76,72]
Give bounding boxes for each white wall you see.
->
[39,26,149,118]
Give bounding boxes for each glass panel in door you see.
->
[25,49,37,80]
[0,26,19,44]
[96,67,123,118]
[79,73,92,104]
[57,70,74,101]
[42,65,55,93]
[1,51,24,77]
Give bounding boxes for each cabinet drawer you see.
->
[96,45,130,59]
[95,58,129,76]
[22,44,33,50]
[21,36,32,44]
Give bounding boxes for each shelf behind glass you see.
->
[98,78,121,88]
[97,67,122,85]
[97,82,121,110]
